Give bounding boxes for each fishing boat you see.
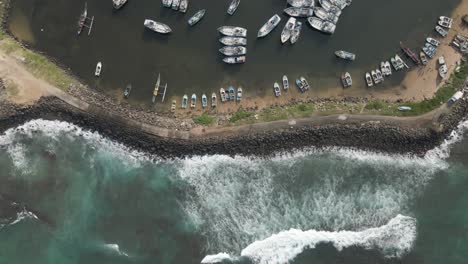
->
[283,7,314,18]
[438,16,452,28]
[188,9,206,26]
[420,51,428,65]
[223,56,246,64]
[375,69,384,83]
[220,88,227,102]
[314,7,339,24]
[287,0,315,8]
[217,26,247,37]
[77,2,88,35]
[341,72,352,88]
[384,61,392,76]
[190,94,196,108]
[171,100,177,111]
[171,0,180,10]
[439,64,448,78]
[274,82,281,97]
[371,70,378,84]
[426,37,440,47]
[319,0,342,16]
[365,73,373,87]
[307,17,336,34]
[398,106,412,111]
[113,0,128,9]
[237,87,242,101]
[152,73,161,104]
[124,84,132,98]
[179,0,188,13]
[182,94,188,109]
[394,54,406,70]
[435,26,448,37]
[95,62,102,77]
[162,0,173,8]
[400,42,420,65]
[219,36,247,46]
[281,17,297,43]
[300,77,310,90]
[290,21,302,44]
[211,93,217,107]
[219,46,247,56]
[295,78,306,92]
[201,94,208,108]
[335,50,355,61]
[228,86,235,100]
[283,75,289,90]
[257,14,281,38]
[144,19,172,34]
[227,0,240,15]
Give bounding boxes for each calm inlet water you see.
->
[7,0,460,108]
[1,119,468,263]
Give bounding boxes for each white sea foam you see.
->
[201,252,231,263]
[8,207,38,226]
[425,120,468,160]
[104,243,129,257]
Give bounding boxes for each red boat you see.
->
[400,42,421,65]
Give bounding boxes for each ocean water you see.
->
[1,119,468,264]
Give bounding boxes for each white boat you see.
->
[314,7,339,24]
[171,0,180,10]
[329,0,347,10]
[223,56,246,64]
[438,20,452,29]
[281,17,296,43]
[319,0,342,16]
[426,37,440,47]
[237,87,242,101]
[95,62,102,77]
[188,9,206,26]
[179,0,189,13]
[219,46,247,56]
[287,0,315,8]
[190,94,196,108]
[365,73,373,87]
[283,7,314,18]
[420,51,428,65]
[438,56,446,65]
[282,75,289,90]
[171,100,177,111]
[394,54,406,69]
[438,16,453,28]
[274,82,281,97]
[384,61,392,76]
[307,17,336,34]
[300,77,310,90]
[335,50,355,61]
[258,14,281,38]
[295,79,306,92]
[227,0,240,15]
[439,64,448,78]
[290,21,302,44]
[218,26,247,37]
[375,69,384,83]
[371,70,378,84]
[435,26,448,37]
[162,0,173,8]
[181,94,188,109]
[398,106,412,111]
[211,93,217,107]
[220,88,227,102]
[341,72,352,88]
[201,94,208,108]
[144,19,172,34]
[152,73,161,104]
[113,0,128,9]
[228,86,236,100]
[219,36,247,46]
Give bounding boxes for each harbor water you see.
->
[6,0,461,108]
[1,119,468,263]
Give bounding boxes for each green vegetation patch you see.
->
[229,110,254,123]
[194,113,215,125]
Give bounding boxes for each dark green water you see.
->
[0,119,468,263]
[7,0,460,108]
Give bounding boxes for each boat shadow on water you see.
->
[141,30,170,44]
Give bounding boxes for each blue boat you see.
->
[228,86,235,100]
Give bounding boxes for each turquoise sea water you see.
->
[0,119,468,264]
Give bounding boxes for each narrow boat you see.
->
[375,69,384,83]
[281,17,297,43]
[439,64,448,78]
[219,36,247,46]
[144,19,172,34]
[113,0,128,9]
[426,37,440,47]
[300,77,310,90]
[171,0,180,11]
[228,86,235,100]
[398,106,412,111]
[188,9,206,26]
[295,78,306,92]
[124,84,132,98]
[365,73,373,87]
[283,7,314,18]
[237,87,242,101]
[282,75,289,90]
[95,62,102,77]
[371,70,378,84]
[219,46,247,56]
[201,94,208,108]
[211,93,217,107]
[152,73,161,104]
[314,7,339,24]
[400,42,420,65]
[217,26,247,37]
[287,0,315,8]
[171,100,176,111]
[335,50,355,61]
[179,0,189,13]
[274,82,281,97]
[257,14,281,38]
[190,94,196,108]
[341,72,352,88]
[223,56,246,64]
[435,26,448,37]
[227,0,240,15]
[420,51,428,65]
[162,0,173,8]
[307,17,336,34]
[182,94,188,109]
[220,88,227,102]
[77,3,88,35]
[290,21,302,44]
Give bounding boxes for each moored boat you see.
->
[314,7,339,24]
[283,75,289,90]
[438,16,452,28]
[182,94,188,109]
[258,14,282,38]
[227,0,240,15]
[287,0,315,8]
[384,61,392,76]
[218,26,247,37]
[95,62,102,77]
[426,37,440,47]
[223,56,246,64]
[335,50,355,61]
[295,78,306,92]
[400,42,420,65]
[113,0,128,9]
[341,72,352,88]
[211,93,217,107]
[300,76,310,90]
[274,82,281,97]
[188,9,206,26]
[190,94,196,108]
[237,87,242,101]
[281,17,297,43]
[307,17,336,34]
[371,70,378,84]
[152,73,161,104]
[219,46,247,56]
[124,84,132,98]
[144,19,172,34]
[162,0,173,8]
[228,86,235,100]
[365,73,373,87]
[283,7,314,18]
[420,51,428,65]
[375,69,384,83]
[201,94,208,108]
[220,88,227,102]
[439,64,448,78]
[219,36,247,46]
[290,21,302,44]
[171,0,180,10]
[435,25,448,37]
[319,0,342,16]
[179,0,189,13]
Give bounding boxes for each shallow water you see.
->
[0,119,468,263]
[7,0,460,108]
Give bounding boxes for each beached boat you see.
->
[300,77,310,90]
[435,26,448,37]
[439,64,448,78]
[211,93,217,107]
[219,36,247,46]
[375,69,384,83]
[420,51,428,65]
[95,62,102,77]
[371,70,378,84]
[124,84,132,98]
[335,50,355,61]
[113,0,128,9]
[307,17,336,34]
[274,82,281,97]
[219,46,247,56]
[287,0,315,8]
[144,19,172,34]
[438,16,452,28]
[400,42,420,65]
[426,37,440,47]
[438,56,446,65]
[179,0,188,13]
[228,86,235,100]
[227,0,240,15]
[201,94,208,108]
[223,56,246,64]
[152,73,161,104]
[218,26,247,37]
[314,7,339,24]
[283,7,314,18]
[188,9,205,26]
[290,21,302,44]
[422,43,437,58]
[237,87,242,101]
[182,94,188,109]
[281,17,297,43]
[283,75,289,90]
[162,0,172,8]
[258,14,281,38]
[394,54,406,70]
[341,72,352,88]
[171,0,180,10]
[384,61,392,76]
[220,88,227,102]
[171,100,176,111]
[295,78,306,92]
[365,73,373,87]
[190,94,196,108]
[398,106,412,111]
